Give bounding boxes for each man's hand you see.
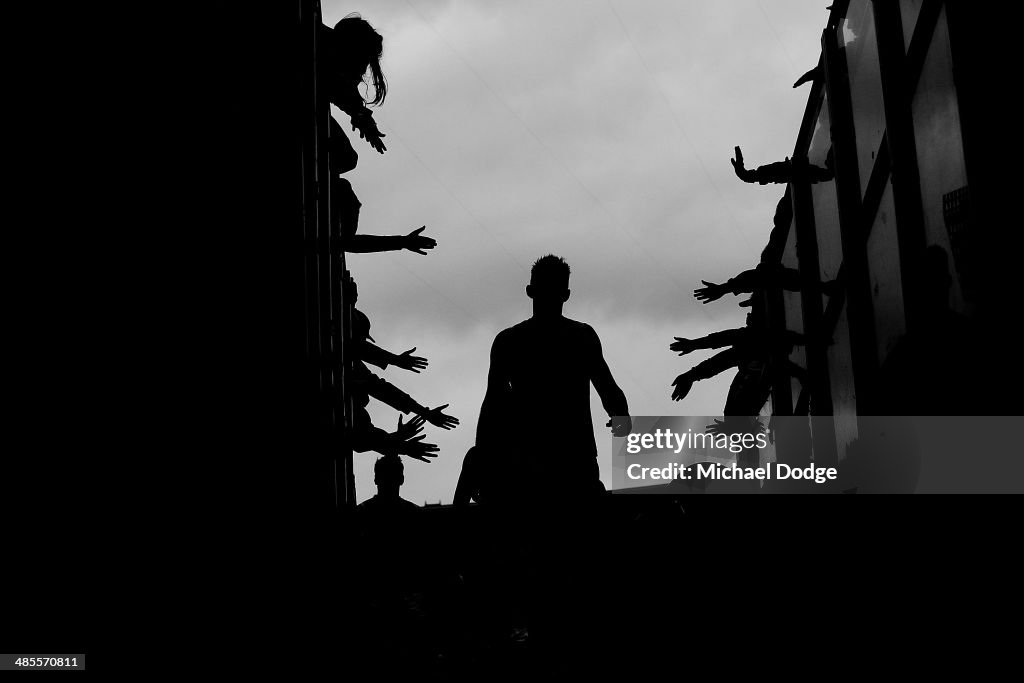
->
[404,226,437,255]
[693,280,729,304]
[670,337,698,356]
[671,373,694,402]
[606,416,632,438]
[731,146,755,183]
[393,347,428,373]
[422,404,459,430]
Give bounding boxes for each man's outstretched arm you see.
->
[588,327,630,436]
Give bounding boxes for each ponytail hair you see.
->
[334,14,388,106]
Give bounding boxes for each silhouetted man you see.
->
[355,455,423,591]
[476,255,631,501]
[357,454,420,522]
[354,455,430,670]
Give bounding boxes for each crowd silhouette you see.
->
[322,15,457,470]
[324,6,998,676]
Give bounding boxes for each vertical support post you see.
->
[822,22,880,414]
[874,0,928,335]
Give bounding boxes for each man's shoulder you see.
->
[494,320,531,343]
[562,317,600,343]
[495,317,597,343]
[562,317,595,332]
[357,495,420,513]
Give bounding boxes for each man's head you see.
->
[741,296,766,329]
[527,255,571,314]
[374,453,404,495]
[352,308,373,342]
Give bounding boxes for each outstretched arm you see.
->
[351,414,439,462]
[731,146,830,185]
[345,227,437,255]
[358,341,428,373]
[588,327,631,436]
[671,327,749,355]
[672,347,744,401]
[364,369,459,429]
[695,265,839,304]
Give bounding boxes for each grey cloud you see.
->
[323,0,828,501]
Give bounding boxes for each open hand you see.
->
[423,404,459,430]
[395,414,426,441]
[693,280,728,304]
[731,146,755,183]
[352,114,387,154]
[398,435,439,463]
[394,347,428,373]
[404,226,437,255]
[671,374,694,402]
[670,337,697,356]
[704,418,727,436]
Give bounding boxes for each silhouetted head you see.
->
[917,245,953,316]
[352,308,374,342]
[760,191,791,263]
[527,255,570,316]
[326,15,387,107]
[741,296,766,329]
[374,454,404,496]
[773,191,793,230]
[345,275,359,304]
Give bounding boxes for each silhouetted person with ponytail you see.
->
[320,14,388,154]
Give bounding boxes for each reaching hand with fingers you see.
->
[395,414,426,441]
[693,280,729,304]
[397,435,440,463]
[352,113,387,154]
[670,337,698,356]
[704,418,727,436]
[671,373,694,402]
[404,226,437,255]
[422,404,459,430]
[392,415,439,462]
[731,145,756,183]
[393,347,428,373]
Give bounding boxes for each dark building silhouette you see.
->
[714,0,1017,472]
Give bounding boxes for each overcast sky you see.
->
[323,0,829,504]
